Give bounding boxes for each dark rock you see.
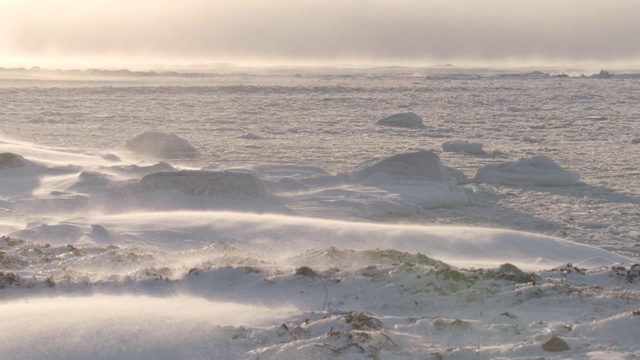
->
[542,336,570,352]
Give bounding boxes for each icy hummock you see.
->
[351,150,452,185]
[348,151,468,210]
[374,112,425,128]
[138,170,268,197]
[125,131,197,158]
[475,155,580,186]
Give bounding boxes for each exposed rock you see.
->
[542,336,570,352]
[0,153,26,169]
[294,266,319,277]
[494,263,534,283]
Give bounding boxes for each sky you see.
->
[1,0,639,69]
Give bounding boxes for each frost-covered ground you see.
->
[1,68,639,359]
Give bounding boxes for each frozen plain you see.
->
[0,67,639,359]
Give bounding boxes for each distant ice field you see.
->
[1,71,639,257]
[1,69,640,359]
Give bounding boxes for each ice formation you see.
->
[351,150,453,185]
[442,140,486,155]
[124,131,197,158]
[374,112,425,128]
[138,170,268,197]
[475,155,580,186]
[348,151,468,209]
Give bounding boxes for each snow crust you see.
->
[475,155,580,186]
[125,131,197,158]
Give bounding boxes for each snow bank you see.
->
[442,140,485,155]
[125,131,197,158]
[475,155,580,186]
[139,170,268,197]
[375,112,425,128]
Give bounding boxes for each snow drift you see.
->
[475,155,580,186]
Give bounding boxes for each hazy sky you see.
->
[1,0,639,68]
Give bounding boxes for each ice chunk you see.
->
[375,112,425,128]
[442,140,485,155]
[475,155,580,186]
[139,170,268,197]
[444,166,470,185]
[125,131,197,158]
[344,151,468,211]
[351,151,452,185]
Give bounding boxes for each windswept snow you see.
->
[1,69,640,360]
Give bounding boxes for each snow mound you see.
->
[345,151,467,211]
[139,170,268,197]
[125,132,197,158]
[475,155,580,186]
[442,140,485,155]
[375,112,425,128]
[351,151,453,185]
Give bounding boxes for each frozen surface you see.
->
[1,69,639,359]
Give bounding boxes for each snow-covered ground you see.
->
[1,68,639,359]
